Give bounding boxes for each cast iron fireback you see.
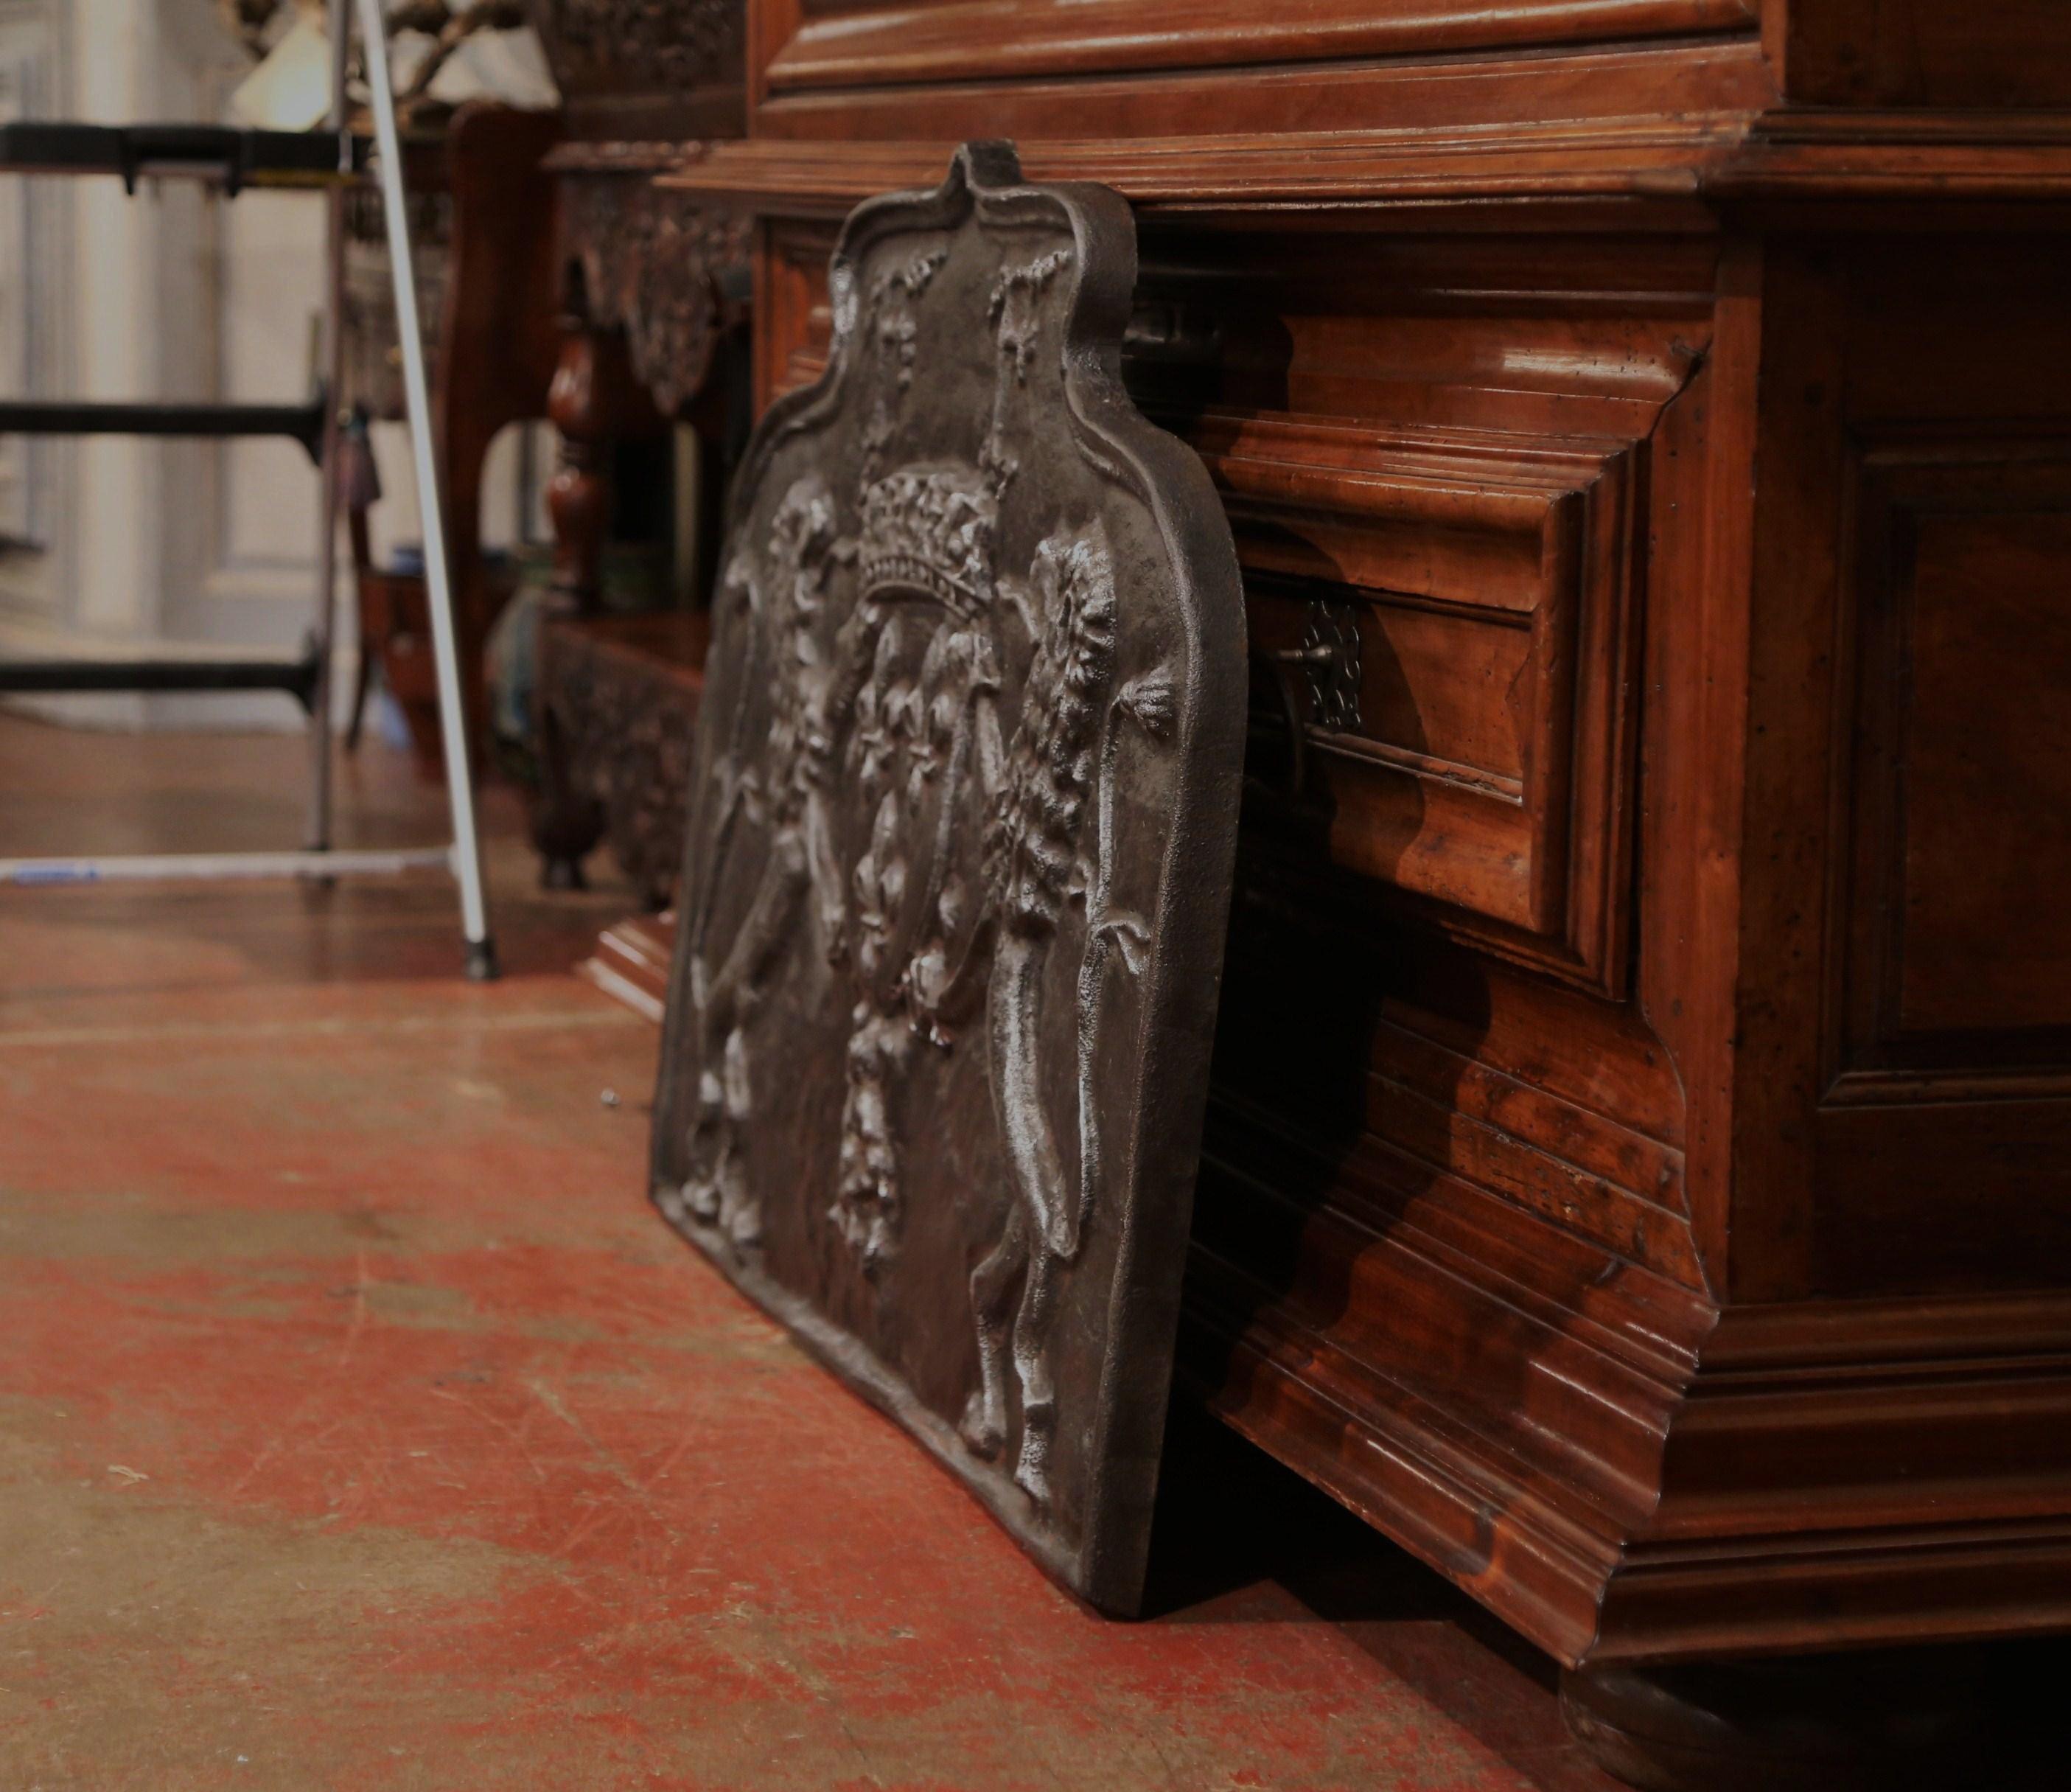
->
[652,142,1246,1614]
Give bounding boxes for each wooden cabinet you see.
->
[662,1,2071,1776]
[523,5,750,895]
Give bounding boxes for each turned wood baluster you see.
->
[534,303,624,886]
[546,309,615,621]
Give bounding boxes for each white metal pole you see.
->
[0,848,455,887]
[354,0,497,979]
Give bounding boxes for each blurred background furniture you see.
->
[536,607,707,1014]
[513,3,750,1008]
[341,97,562,767]
[659,3,2071,1784]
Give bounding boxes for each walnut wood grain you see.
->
[1192,407,1647,996]
[1774,0,2071,107]
[756,0,2071,125]
[666,116,2071,219]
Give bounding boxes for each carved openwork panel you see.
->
[537,616,705,907]
[652,144,1246,1612]
[530,1,744,101]
[560,172,751,416]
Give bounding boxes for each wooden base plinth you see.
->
[580,910,676,1023]
[1561,1645,2067,1791]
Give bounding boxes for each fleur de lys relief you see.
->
[652,144,1246,1615]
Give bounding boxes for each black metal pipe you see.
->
[0,400,326,461]
[0,648,321,711]
[0,123,367,194]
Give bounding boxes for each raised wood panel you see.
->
[1815,1097,2071,1296]
[1812,444,2071,1298]
[1196,412,1644,992]
[1893,525,2071,1037]
[766,1,1758,93]
[1728,237,2071,1309]
[1835,450,2071,1081]
[1778,0,2071,108]
[1885,507,2071,1039]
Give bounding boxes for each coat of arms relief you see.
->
[652,144,1244,1612]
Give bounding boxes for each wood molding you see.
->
[663,120,1744,217]
[744,37,1778,168]
[663,114,2071,217]
[766,1,1758,94]
[582,910,677,1022]
[1186,1114,2071,1665]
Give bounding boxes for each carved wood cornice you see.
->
[529,0,745,97]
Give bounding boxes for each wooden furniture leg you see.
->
[545,307,618,617]
[534,304,638,886]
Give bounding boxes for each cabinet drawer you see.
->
[1199,411,1643,994]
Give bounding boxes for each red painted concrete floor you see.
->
[0,715,1626,1791]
